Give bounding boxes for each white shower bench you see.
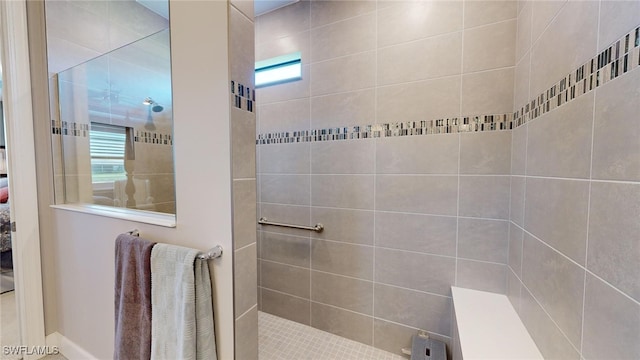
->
[451,287,543,360]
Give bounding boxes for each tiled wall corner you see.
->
[230,3,258,360]
[510,0,640,359]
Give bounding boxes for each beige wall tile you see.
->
[461,67,514,115]
[377,75,461,124]
[311,175,374,209]
[530,0,567,44]
[310,51,375,96]
[511,124,527,175]
[522,233,585,348]
[376,134,460,175]
[456,260,507,294]
[598,1,640,51]
[310,0,376,28]
[256,31,310,65]
[261,260,310,299]
[530,0,598,96]
[508,223,523,278]
[378,32,462,86]
[374,283,451,336]
[258,98,310,133]
[587,182,640,302]
[260,174,310,205]
[377,1,463,47]
[259,143,310,174]
[524,177,588,265]
[463,20,517,73]
[311,207,374,245]
[375,212,457,256]
[260,232,310,268]
[458,218,509,263]
[231,107,256,180]
[230,6,255,87]
[526,92,594,179]
[310,89,375,128]
[255,0,309,44]
[519,287,580,360]
[515,1,532,63]
[310,13,375,63]
[311,140,375,174]
[458,175,510,219]
[460,131,512,175]
[510,176,525,226]
[234,243,258,316]
[376,175,458,216]
[311,239,374,280]
[233,179,257,250]
[464,0,517,29]
[506,267,522,313]
[592,68,640,182]
[311,271,373,315]
[261,288,310,325]
[230,0,254,20]
[234,307,258,360]
[513,51,531,109]
[582,274,640,360]
[311,302,373,345]
[375,248,455,295]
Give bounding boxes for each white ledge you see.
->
[50,204,176,228]
[452,287,543,360]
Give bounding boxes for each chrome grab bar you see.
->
[258,217,324,232]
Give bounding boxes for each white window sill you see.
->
[50,203,176,228]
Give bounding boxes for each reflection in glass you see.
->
[52,29,175,214]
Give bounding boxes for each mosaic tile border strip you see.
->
[514,26,640,127]
[51,120,173,145]
[231,80,255,113]
[256,25,639,145]
[51,120,88,137]
[133,130,173,145]
[257,114,513,145]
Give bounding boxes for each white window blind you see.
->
[90,123,126,182]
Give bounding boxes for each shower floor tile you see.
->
[259,311,406,360]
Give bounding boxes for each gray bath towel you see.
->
[150,244,217,360]
[114,233,156,360]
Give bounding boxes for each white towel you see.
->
[150,244,217,360]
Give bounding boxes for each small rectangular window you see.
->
[255,52,302,88]
[90,123,126,183]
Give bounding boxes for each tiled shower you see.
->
[250,0,640,359]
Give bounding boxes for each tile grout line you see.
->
[520,226,640,307]
[519,280,583,356]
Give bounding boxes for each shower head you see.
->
[143,97,164,112]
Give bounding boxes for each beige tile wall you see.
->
[230,2,259,360]
[255,0,517,356]
[508,1,640,359]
